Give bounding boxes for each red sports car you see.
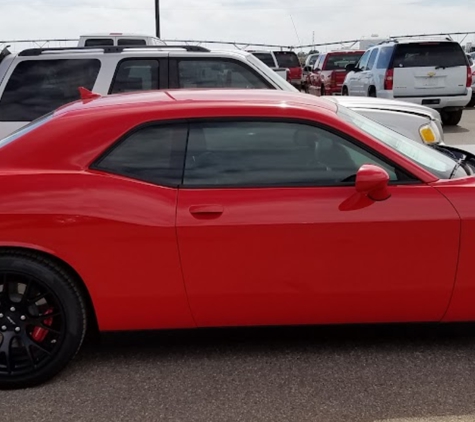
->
[1,89,475,389]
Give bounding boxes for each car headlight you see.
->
[419,121,441,144]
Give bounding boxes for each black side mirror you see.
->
[345,63,356,72]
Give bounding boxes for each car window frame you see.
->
[168,57,274,90]
[366,49,379,71]
[181,117,420,189]
[108,57,168,94]
[90,120,188,188]
[314,54,326,71]
[357,50,371,71]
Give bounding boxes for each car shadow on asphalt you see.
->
[82,322,475,357]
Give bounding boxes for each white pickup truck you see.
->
[77,33,166,47]
[0,44,297,138]
[247,50,290,82]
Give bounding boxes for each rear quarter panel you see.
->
[0,172,195,332]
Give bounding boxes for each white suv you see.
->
[0,45,296,138]
[342,38,472,126]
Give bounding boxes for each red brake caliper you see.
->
[31,308,53,342]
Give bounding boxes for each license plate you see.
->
[423,77,438,87]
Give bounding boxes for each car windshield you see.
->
[337,105,467,180]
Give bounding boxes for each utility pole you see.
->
[155,0,160,38]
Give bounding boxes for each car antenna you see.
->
[78,87,101,100]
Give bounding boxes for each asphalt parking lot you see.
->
[3,107,475,422]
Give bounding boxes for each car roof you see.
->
[9,47,252,60]
[55,89,338,118]
[327,50,365,54]
[382,38,458,45]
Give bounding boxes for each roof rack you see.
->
[18,45,211,56]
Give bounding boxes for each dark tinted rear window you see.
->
[393,42,467,68]
[94,124,187,187]
[376,46,394,69]
[324,53,364,70]
[274,52,300,68]
[0,59,101,122]
[85,38,114,46]
[252,53,275,67]
[117,39,147,46]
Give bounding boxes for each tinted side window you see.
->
[177,59,271,89]
[117,39,147,46]
[366,50,379,70]
[85,39,114,46]
[110,59,159,94]
[183,121,398,187]
[93,124,187,187]
[0,59,101,122]
[393,42,466,68]
[376,47,394,69]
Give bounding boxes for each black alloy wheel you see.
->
[0,253,87,389]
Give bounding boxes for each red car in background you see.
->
[308,50,365,96]
[273,50,302,90]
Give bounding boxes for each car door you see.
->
[176,119,459,328]
[352,50,371,95]
[309,55,325,96]
[360,49,379,95]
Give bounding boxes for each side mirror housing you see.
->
[346,63,357,72]
[355,164,391,201]
[303,66,312,72]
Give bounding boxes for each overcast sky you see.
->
[1,0,474,48]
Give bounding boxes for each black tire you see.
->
[342,86,349,96]
[368,87,377,97]
[442,109,463,126]
[0,251,87,389]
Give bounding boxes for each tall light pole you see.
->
[155,0,160,38]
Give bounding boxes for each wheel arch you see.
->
[0,244,99,338]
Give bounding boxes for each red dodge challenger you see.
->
[0,89,474,389]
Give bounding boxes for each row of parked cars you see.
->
[298,38,474,127]
[4,33,475,389]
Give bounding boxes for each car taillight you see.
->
[467,66,473,87]
[384,68,394,91]
[286,69,291,82]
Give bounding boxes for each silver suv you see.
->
[342,38,472,126]
[0,45,296,138]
